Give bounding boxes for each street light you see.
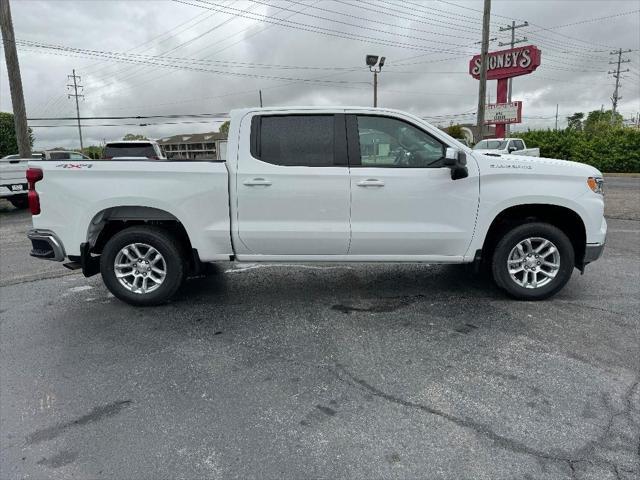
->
[366,54,385,107]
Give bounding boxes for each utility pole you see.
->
[555,104,559,131]
[608,48,631,123]
[259,89,263,107]
[67,69,84,150]
[499,20,528,135]
[0,0,31,157]
[373,70,378,107]
[476,0,491,140]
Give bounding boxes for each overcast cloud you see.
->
[1,0,639,149]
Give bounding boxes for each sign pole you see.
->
[495,78,509,138]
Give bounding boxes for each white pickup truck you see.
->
[26,107,606,306]
[473,138,540,157]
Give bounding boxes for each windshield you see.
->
[474,140,508,150]
[104,143,158,159]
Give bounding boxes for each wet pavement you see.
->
[1,177,638,479]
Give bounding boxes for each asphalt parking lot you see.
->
[1,177,639,479]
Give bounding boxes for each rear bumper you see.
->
[0,183,28,198]
[27,229,66,262]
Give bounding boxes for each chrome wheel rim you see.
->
[507,237,560,289]
[114,243,166,294]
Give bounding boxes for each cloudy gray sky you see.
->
[1,0,639,149]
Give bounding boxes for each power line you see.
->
[88,0,320,106]
[437,0,637,50]
[283,0,480,41]
[171,0,477,55]
[11,39,374,85]
[27,113,230,121]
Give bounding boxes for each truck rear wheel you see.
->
[492,222,574,300]
[100,226,185,306]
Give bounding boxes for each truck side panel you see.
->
[467,154,606,260]
[30,160,233,261]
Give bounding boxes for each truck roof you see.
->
[230,106,414,115]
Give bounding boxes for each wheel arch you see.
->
[86,206,194,257]
[480,203,587,269]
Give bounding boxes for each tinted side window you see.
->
[513,140,525,150]
[356,116,445,168]
[255,115,334,167]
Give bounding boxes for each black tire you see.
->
[100,226,185,306]
[492,222,575,300]
[9,195,28,209]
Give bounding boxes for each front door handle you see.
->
[243,178,272,186]
[357,179,385,187]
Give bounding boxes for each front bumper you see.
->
[27,229,66,262]
[583,243,605,264]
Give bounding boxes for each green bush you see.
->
[512,127,640,173]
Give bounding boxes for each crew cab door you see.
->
[234,113,350,255]
[346,113,479,258]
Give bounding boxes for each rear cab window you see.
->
[250,114,345,167]
[104,143,158,159]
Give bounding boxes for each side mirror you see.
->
[443,147,468,180]
[508,146,516,153]
[444,147,458,166]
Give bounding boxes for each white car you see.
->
[103,140,165,160]
[26,107,605,305]
[473,138,540,157]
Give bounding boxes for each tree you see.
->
[122,133,147,141]
[219,121,230,136]
[444,124,463,138]
[0,112,34,157]
[566,112,584,131]
[583,109,623,133]
[81,145,103,159]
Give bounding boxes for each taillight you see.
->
[26,167,43,215]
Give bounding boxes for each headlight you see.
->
[587,176,604,195]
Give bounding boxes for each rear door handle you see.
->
[243,178,272,186]
[357,179,385,187]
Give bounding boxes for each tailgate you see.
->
[0,158,28,183]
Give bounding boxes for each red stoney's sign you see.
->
[469,45,541,80]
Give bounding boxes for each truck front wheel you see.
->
[100,226,185,306]
[492,222,575,300]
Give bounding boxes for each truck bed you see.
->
[30,160,233,260]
